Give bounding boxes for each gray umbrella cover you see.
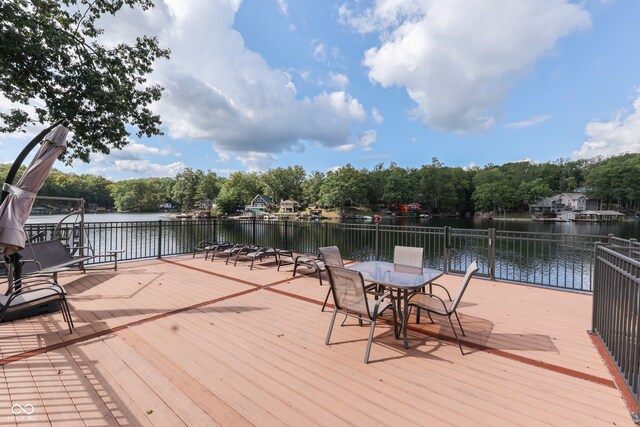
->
[0,125,69,256]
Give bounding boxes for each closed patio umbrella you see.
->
[0,124,69,256]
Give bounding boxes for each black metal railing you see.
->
[23,218,613,290]
[592,242,640,414]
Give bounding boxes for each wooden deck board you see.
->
[0,255,634,426]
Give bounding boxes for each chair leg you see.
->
[454,311,465,336]
[364,318,377,364]
[325,307,338,345]
[61,296,74,334]
[321,287,331,312]
[448,315,465,355]
[416,307,420,324]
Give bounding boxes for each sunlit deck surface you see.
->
[0,254,633,426]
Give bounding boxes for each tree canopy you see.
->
[0,0,170,162]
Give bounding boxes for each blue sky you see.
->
[2,0,640,180]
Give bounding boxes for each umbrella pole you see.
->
[1,119,68,290]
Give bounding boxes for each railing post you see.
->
[443,226,450,274]
[488,228,496,280]
[213,218,217,242]
[252,217,256,244]
[284,220,288,249]
[323,222,328,247]
[608,233,614,244]
[157,220,162,259]
[375,222,380,261]
[590,243,601,334]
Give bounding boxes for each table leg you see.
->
[393,289,401,339]
[403,289,410,349]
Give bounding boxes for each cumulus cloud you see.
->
[506,115,552,128]
[573,95,640,159]
[98,0,365,170]
[336,129,377,152]
[340,0,590,132]
[371,107,384,124]
[277,0,288,16]
[87,140,186,178]
[112,160,186,177]
[236,152,277,171]
[328,72,349,89]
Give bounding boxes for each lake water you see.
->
[26,212,639,239]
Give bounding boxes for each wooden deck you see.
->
[0,254,634,426]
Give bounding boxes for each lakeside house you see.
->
[243,194,274,217]
[530,192,598,218]
[279,199,300,213]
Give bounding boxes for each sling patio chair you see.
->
[393,246,424,268]
[325,265,397,364]
[406,260,479,355]
[1,275,74,333]
[319,246,344,312]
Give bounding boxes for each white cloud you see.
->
[371,107,384,124]
[341,0,590,133]
[113,159,186,177]
[85,140,185,178]
[328,72,349,89]
[277,0,288,16]
[335,129,377,152]
[312,41,328,61]
[506,115,552,128]
[88,159,187,178]
[96,0,365,170]
[236,152,277,171]
[573,95,640,159]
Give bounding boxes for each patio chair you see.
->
[325,265,397,364]
[406,260,479,355]
[319,246,344,311]
[394,246,423,268]
[0,276,74,333]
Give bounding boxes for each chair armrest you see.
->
[409,292,449,313]
[429,282,453,301]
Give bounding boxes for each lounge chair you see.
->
[233,246,279,269]
[194,240,233,260]
[325,265,396,364]
[209,242,238,261]
[406,260,479,355]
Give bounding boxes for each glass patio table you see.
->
[347,261,443,349]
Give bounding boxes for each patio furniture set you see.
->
[193,239,479,363]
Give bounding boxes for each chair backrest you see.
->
[319,246,344,267]
[450,260,479,312]
[19,240,73,274]
[325,265,371,317]
[393,246,423,268]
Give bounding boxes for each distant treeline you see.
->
[2,153,639,214]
